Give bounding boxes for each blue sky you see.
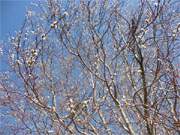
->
[0,0,34,72]
[0,0,32,41]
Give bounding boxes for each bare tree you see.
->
[0,0,179,134]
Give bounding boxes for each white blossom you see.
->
[16,60,22,65]
[51,21,58,28]
[0,47,3,56]
[42,34,48,40]
[48,130,54,133]
[26,10,35,18]
[63,11,69,16]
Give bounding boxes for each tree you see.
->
[0,0,179,134]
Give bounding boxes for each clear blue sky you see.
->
[0,0,32,41]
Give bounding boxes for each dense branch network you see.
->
[0,0,179,135]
